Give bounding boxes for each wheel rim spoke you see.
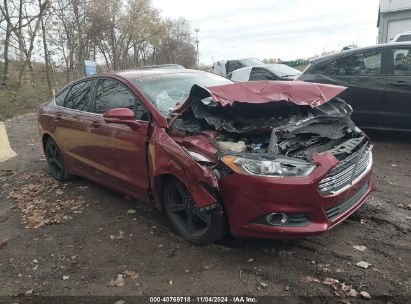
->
[186,212,194,234]
[169,203,186,212]
[193,208,211,225]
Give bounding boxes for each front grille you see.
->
[318,146,372,195]
[325,182,369,220]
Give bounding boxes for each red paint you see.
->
[38,70,374,240]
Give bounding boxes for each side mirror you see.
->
[103,108,141,129]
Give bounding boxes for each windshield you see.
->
[132,72,232,115]
[266,64,301,77]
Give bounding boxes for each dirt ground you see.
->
[0,114,410,303]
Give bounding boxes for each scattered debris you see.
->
[25,289,34,295]
[62,275,70,280]
[109,274,125,287]
[259,282,268,289]
[247,258,254,263]
[168,280,173,285]
[127,209,136,214]
[110,230,126,240]
[284,286,290,291]
[356,261,371,269]
[360,291,371,299]
[353,245,367,252]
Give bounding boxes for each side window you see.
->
[95,79,149,121]
[393,48,411,75]
[64,81,92,111]
[250,68,275,80]
[226,60,243,74]
[55,88,70,106]
[335,50,382,76]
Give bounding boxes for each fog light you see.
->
[266,213,288,226]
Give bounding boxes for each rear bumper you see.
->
[218,161,375,239]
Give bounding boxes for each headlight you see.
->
[220,155,315,177]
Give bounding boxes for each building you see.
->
[378,0,411,43]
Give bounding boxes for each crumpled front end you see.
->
[169,81,375,239]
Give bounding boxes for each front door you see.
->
[85,78,151,202]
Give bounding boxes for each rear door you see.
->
[54,79,97,174]
[386,46,411,130]
[86,78,151,202]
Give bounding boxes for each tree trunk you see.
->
[39,0,52,95]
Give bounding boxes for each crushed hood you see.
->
[173,81,347,114]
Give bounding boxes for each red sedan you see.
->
[38,69,375,244]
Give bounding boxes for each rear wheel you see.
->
[45,138,72,181]
[163,177,226,245]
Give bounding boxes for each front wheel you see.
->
[163,177,226,245]
[45,137,72,181]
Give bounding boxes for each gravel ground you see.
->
[0,114,410,303]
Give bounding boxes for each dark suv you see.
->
[297,42,411,131]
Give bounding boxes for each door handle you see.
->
[90,121,101,128]
[390,81,408,87]
[54,114,62,121]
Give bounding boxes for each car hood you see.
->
[173,80,347,115]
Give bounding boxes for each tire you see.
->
[45,137,72,181]
[162,177,226,245]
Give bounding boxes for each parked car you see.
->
[229,64,301,82]
[211,57,264,76]
[39,69,374,244]
[392,31,411,43]
[297,42,411,131]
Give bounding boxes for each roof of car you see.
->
[96,68,203,80]
[310,42,411,64]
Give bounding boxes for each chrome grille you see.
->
[318,147,372,195]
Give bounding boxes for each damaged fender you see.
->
[148,127,218,210]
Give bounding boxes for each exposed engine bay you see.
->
[172,91,368,163]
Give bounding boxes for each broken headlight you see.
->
[220,155,316,177]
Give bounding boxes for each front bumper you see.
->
[218,155,375,239]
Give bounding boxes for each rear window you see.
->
[396,34,411,42]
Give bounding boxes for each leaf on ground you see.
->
[356,261,371,269]
[347,288,359,297]
[353,245,367,252]
[109,274,125,287]
[56,189,64,195]
[124,270,139,280]
[0,239,8,250]
[110,230,126,240]
[305,276,321,283]
[25,212,45,229]
[322,278,340,290]
[360,291,371,299]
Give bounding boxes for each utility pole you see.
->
[195,28,200,69]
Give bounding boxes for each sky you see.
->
[152,0,380,65]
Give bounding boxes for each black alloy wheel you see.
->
[45,138,71,181]
[163,177,226,245]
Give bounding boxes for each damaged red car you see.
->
[38,69,375,244]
